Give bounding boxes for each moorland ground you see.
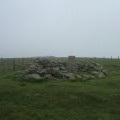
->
[0,58,120,120]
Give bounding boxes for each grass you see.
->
[0,59,120,120]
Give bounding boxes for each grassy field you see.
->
[0,58,120,120]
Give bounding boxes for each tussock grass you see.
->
[0,59,120,120]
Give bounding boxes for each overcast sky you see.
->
[0,0,120,58]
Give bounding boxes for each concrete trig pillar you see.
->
[67,56,76,73]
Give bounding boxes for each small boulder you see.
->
[76,75,82,79]
[64,73,75,80]
[91,71,100,75]
[26,74,42,80]
[97,72,106,78]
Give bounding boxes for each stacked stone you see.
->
[76,62,108,79]
[21,58,75,80]
[19,57,108,81]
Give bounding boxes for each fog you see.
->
[0,0,120,58]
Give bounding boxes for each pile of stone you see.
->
[19,57,108,81]
[76,62,108,79]
[21,58,75,80]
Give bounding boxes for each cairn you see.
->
[19,56,108,81]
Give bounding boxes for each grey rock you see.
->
[91,71,99,75]
[76,75,82,79]
[52,67,60,72]
[102,70,108,75]
[97,72,105,78]
[82,74,92,80]
[26,74,42,80]
[20,57,108,81]
[44,74,52,79]
[64,73,75,80]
